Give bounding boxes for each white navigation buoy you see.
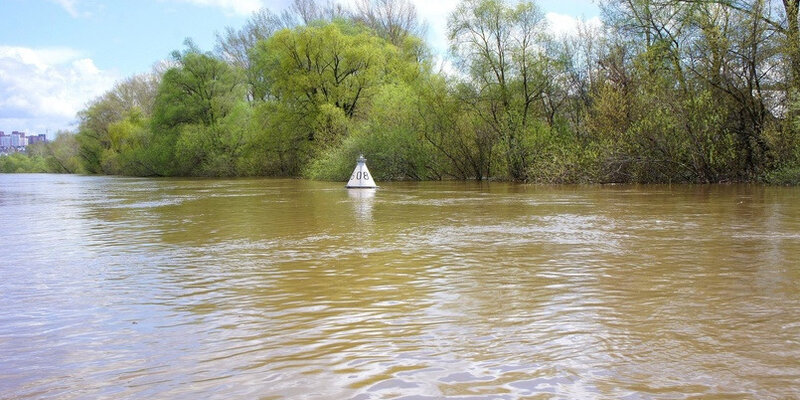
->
[346,154,377,188]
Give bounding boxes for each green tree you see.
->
[76,73,160,174]
[306,82,436,180]
[249,20,419,173]
[0,153,47,173]
[416,77,496,180]
[448,0,553,181]
[44,132,84,174]
[150,42,247,175]
[254,22,391,120]
[598,0,786,181]
[243,100,315,176]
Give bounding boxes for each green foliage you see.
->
[153,52,244,131]
[254,21,392,119]
[313,103,351,149]
[357,84,434,180]
[0,153,48,173]
[415,78,495,180]
[247,18,427,177]
[76,74,160,174]
[0,133,84,174]
[449,0,553,181]
[240,101,315,176]
[306,83,435,180]
[763,97,800,184]
[147,45,248,176]
[524,121,601,184]
[45,132,85,173]
[303,138,359,181]
[174,101,252,176]
[65,1,800,184]
[764,166,800,185]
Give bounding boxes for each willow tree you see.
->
[75,73,160,174]
[448,0,552,181]
[150,44,248,176]
[250,21,402,163]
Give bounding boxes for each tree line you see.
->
[5,0,799,184]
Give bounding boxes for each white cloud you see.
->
[50,0,80,17]
[0,46,119,135]
[412,0,459,54]
[546,12,602,38]
[49,0,95,18]
[169,0,266,15]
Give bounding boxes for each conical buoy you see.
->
[346,155,377,188]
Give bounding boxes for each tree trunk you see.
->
[785,0,800,94]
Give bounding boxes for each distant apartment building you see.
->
[27,134,47,145]
[10,131,26,147]
[0,131,47,153]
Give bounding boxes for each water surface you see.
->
[1,174,799,399]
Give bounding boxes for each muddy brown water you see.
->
[1,174,799,399]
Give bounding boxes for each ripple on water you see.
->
[2,177,800,399]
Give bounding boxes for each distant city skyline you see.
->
[0,0,600,138]
[0,130,47,152]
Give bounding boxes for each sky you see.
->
[0,0,600,138]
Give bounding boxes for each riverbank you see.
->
[4,154,799,187]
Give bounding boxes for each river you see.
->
[1,174,799,399]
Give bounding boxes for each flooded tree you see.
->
[58,0,799,184]
[448,0,552,181]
